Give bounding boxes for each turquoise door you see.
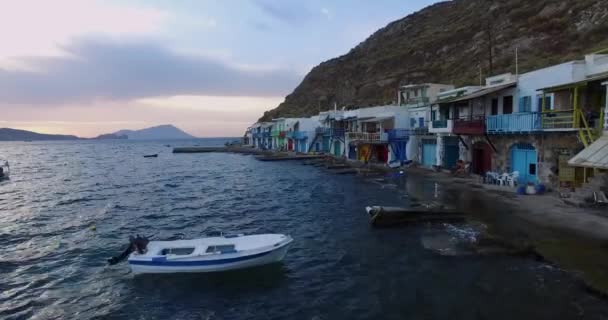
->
[443,144,459,169]
[333,141,341,157]
[511,144,537,184]
[301,139,307,152]
[422,143,437,167]
[322,137,330,152]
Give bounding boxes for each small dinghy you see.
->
[366,205,466,227]
[109,234,293,274]
[143,154,158,158]
[0,160,9,180]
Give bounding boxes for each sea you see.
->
[1,138,608,320]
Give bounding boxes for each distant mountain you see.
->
[0,128,80,141]
[112,125,196,140]
[93,133,128,140]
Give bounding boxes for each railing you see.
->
[453,116,485,135]
[432,120,448,128]
[261,132,271,138]
[331,128,345,138]
[541,110,575,130]
[315,127,331,135]
[292,131,307,139]
[486,113,541,133]
[401,96,430,106]
[429,119,454,133]
[346,132,388,142]
[388,129,410,141]
[278,131,286,138]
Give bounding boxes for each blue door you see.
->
[322,137,330,152]
[333,141,341,157]
[422,142,437,167]
[301,139,308,153]
[348,144,357,159]
[315,142,320,152]
[511,143,537,184]
[444,144,459,169]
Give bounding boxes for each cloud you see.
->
[321,8,332,20]
[251,0,312,24]
[0,0,167,64]
[0,37,301,105]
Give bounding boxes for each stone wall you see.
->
[487,132,583,188]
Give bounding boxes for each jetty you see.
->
[254,154,326,162]
[172,146,265,155]
[366,205,467,227]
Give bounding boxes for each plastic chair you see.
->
[496,173,509,186]
[506,171,520,187]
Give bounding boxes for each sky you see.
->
[0,0,439,137]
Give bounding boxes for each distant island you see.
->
[0,128,80,141]
[109,125,197,140]
[0,125,197,141]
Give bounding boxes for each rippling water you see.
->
[1,139,607,319]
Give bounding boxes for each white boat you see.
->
[122,234,293,274]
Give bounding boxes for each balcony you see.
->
[292,131,308,139]
[346,132,388,143]
[541,110,575,130]
[486,113,541,134]
[401,96,430,106]
[429,119,454,133]
[315,127,331,135]
[331,128,345,138]
[388,129,410,141]
[453,116,485,135]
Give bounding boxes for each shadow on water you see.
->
[130,263,289,293]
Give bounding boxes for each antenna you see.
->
[515,47,519,78]
[479,64,482,86]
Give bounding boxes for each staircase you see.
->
[576,109,598,147]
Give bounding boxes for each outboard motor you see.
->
[108,235,150,265]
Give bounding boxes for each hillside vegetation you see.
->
[260,0,608,121]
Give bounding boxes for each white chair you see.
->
[506,171,520,187]
[496,173,509,186]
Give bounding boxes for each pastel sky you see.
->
[0,0,439,137]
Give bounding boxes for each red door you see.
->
[472,143,492,175]
[288,139,293,151]
[376,145,389,163]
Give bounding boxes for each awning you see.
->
[539,73,608,92]
[447,82,516,103]
[360,116,394,123]
[568,134,608,169]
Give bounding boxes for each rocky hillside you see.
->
[260,0,608,121]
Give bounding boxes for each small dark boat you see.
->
[143,154,158,158]
[366,205,466,227]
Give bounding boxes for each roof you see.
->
[568,134,608,169]
[539,73,608,92]
[360,116,394,123]
[446,82,516,103]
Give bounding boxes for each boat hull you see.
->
[128,241,290,274]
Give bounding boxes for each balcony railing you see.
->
[541,110,575,130]
[388,129,410,141]
[453,116,485,135]
[486,113,541,133]
[331,128,345,138]
[316,127,331,135]
[346,132,388,142]
[292,131,307,139]
[401,96,430,106]
[429,119,454,133]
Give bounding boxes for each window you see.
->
[410,118,416,128]
[206,244,236,254]
[418,117,425,128]
[519,96,532,112]
[537,95,553,111]
[161,247,195,255]
[503,96,513,114]
[491,99,499,115]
